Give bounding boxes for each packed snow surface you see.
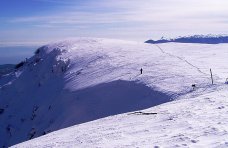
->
[14,85,228,148]
[0,38,228,147]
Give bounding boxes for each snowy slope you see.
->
[13,85,228,148]
[158,43,228,82]
[1,38,228,147]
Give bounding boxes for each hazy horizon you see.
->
[1,0,228,64]
[1,0,228,44]
[0,46,38,64]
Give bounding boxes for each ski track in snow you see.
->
[155,45,211,78]
[158,43,228,83]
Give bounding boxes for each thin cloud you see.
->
[32,0,77,5]
[2,0,228,44]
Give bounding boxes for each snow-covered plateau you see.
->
[0,38,227,147]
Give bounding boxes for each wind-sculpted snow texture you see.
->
[13,85,228,148]
[1,38,228,147]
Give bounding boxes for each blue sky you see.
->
[1,0,228,46]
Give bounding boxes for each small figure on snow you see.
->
[140,68,143,74]
[192,84,196,91]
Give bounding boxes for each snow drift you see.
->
[13,85,228,148]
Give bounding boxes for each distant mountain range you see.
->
[145,35,228,44]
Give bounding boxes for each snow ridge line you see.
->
[155,45,210,77]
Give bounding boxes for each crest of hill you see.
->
[1,38,222,147]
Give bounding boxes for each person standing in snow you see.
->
[140,68,143,74]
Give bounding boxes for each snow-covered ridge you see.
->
[145,34,228,44]
[1,38,228,147]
